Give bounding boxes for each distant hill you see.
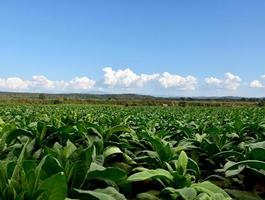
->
[0,91,264,102]
[0,91,156,100]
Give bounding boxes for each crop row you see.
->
[0,105,265,199]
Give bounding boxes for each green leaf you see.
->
[187,158,200,175]
[86,167,127,183]
[177,187,197,200]
[225,165,245,177]
[196,193,211,200]
[104,146,123,158]
[224,160,265,177]
[107,125,134,135]
[249,141,265,149]
[226,189,263,200]
[162,187,197,200]
[211,151,243,160]
[250,148,265,161]
[38,155,63,179]
[10,139,29,186]
[84,162,127,184]
[177,151,188,175]
[38,172,67,200]
[195,133,207,143]
[128,168,173,182]
[75,187,126,200]
[136,191,160,200]
[63,140,77,159]
[71,146,95,188]
[192,181,231,199]
[0,118,5,126]
[6,129,33,144]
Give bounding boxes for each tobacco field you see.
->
[0,105,265,200]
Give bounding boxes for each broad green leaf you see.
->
[75,187,126,200]
[177,151,188,175]
[6,129,33,144]
[136,191,160,200]
[192,181,231,199]
[128,168,173,182]
[177,187,197,200]
[211,151,243,160]
[84,162,127,184]
[162,187,197,200]
[226,189,263,200]
[249,141,265,149]
[34,155,62,192]
[63,140,77,159]
[10,139,29,186]
[195,133,207,143]
[196,193,211,200]
[104,146,123,158]
[187,158,200,175]
[86,167,127,183]
[225,165,245,177]
[107,125,134,136]
[250,148,265,161]
[38,172,67,200]
[0,118,5,126]
[38,156,63,178]
[224,160,265,176]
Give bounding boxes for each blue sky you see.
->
[0,0,265,96]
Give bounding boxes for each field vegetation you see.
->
[0,92,264,107]
[0,105,265,199]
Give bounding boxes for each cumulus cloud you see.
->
[204,77,223,86]
[250,80,263,88]
[249,74,265,89]
[0,75,95,91]
[68,77,95,89]
[3,69,259,93]
[0,77,29,90]
[205,72,241,90]
[158,72,197,90]
[102,67,197,90]
[31,75,55,89]
[103,67,159,87]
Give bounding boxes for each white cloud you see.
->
[158,72,197,90]
[249,74,265,89]
[223,72,241,90]
[0,75,95,91]
[30,76,95,90]
[103,67,197,90]
[31,75,55,89]
[0,77,29,90]
[205,72,241,90]
[204,77,222,87]
[103,67,159,87]
[250,80,263,88]
[2,69,257,94]
[137,74,160,87]
[68,77,95,89]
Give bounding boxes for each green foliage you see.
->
[0,105,265,199]
[75,187,126,200]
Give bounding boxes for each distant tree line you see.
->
[0,92,264,107]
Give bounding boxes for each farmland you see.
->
[0,104,265,200]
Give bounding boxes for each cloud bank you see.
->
[0,76,95,91]
[0,67,264,95]
[103,67,159,88]
[102,67,197,90]
[205,72,241,90]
